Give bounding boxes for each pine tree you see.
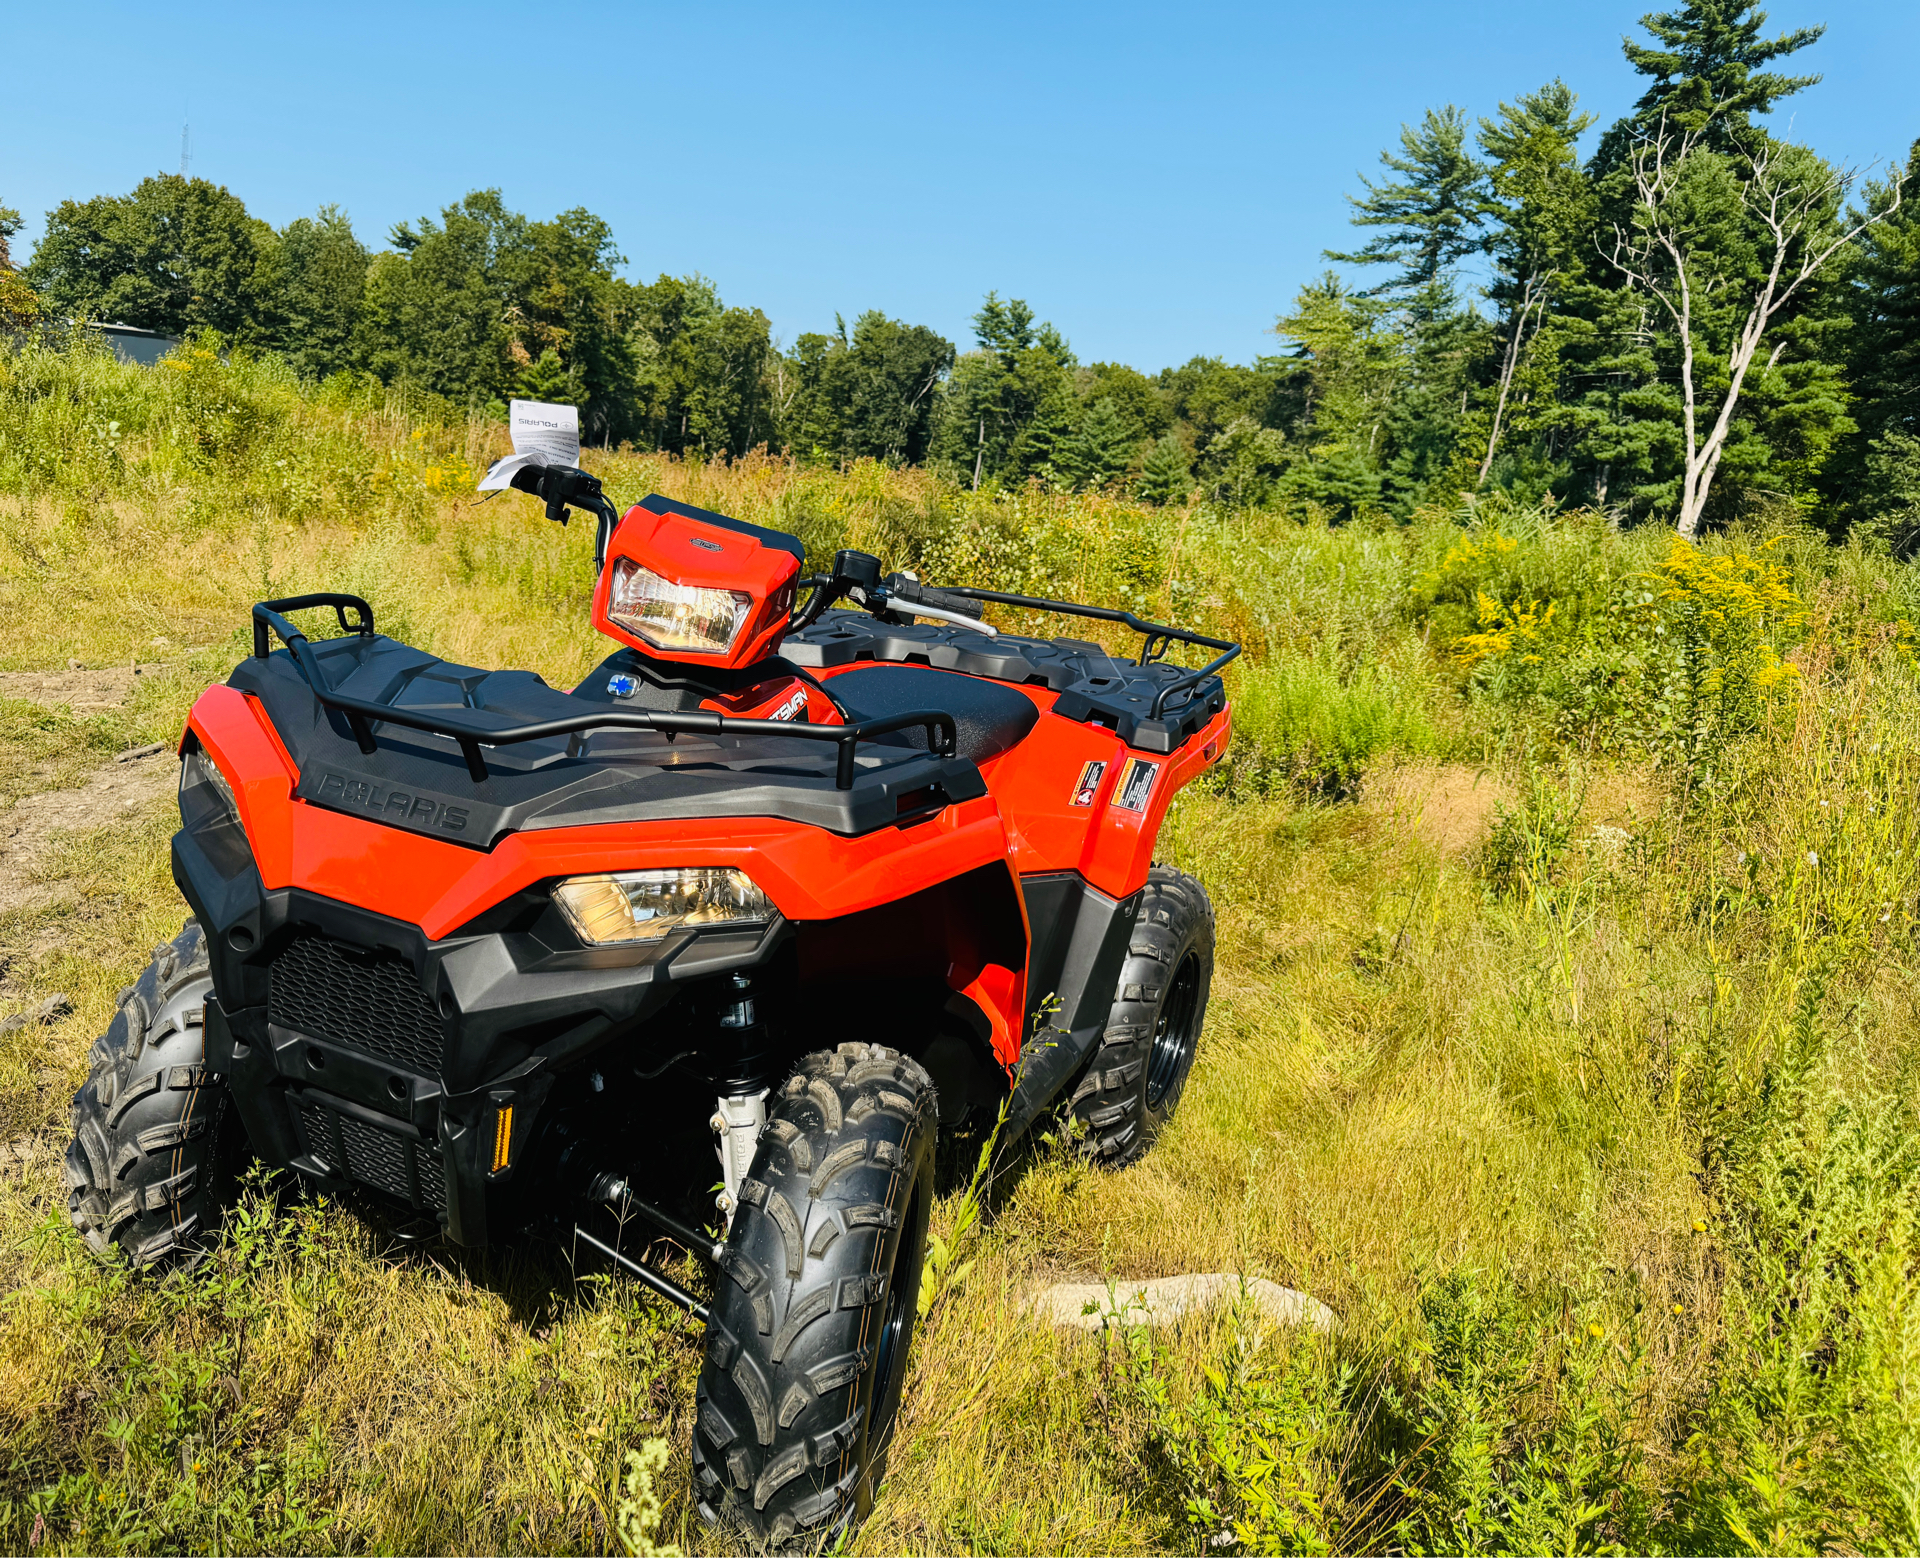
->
[1137,433,1192,505]
[1056,397,1139,490]
[1849,143,1920,455]
[1623,1,1823,142]
[1325,106,1494,301]
[1473,82,1597,485]
[930,293,1076,485]
[1590,1,1825,175]
[1834,139,1920,535]
[1552,3,1852,529]
[516,347,579,405]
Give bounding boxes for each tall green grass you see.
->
[3,337,1920,1553]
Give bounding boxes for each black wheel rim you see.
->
[866,1173,925,1451]
[1145,952,1201,1109]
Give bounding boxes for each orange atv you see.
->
[66,463,1236,1542]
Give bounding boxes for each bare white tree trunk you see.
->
[1477,270,1548,489]
[1607,125,1903,538]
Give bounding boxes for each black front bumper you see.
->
[174,818,782,1245]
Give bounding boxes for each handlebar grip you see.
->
[886,576,971,616]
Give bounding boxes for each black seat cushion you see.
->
[827,665,1039,765]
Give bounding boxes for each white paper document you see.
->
[477,400,582,491]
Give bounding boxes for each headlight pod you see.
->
[553,868,773,945]
[606,557,754,656]
[179,744,239,829]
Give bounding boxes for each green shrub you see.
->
[1220,654,1441,798]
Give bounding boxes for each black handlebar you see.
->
[785,553,1239,719]
[507,462,620,571]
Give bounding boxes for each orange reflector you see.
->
[491,1105,514,1173]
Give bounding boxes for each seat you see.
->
[826,665,1039,765]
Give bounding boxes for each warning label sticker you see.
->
[1113,758,1158,813]
[1070,759,1106,806]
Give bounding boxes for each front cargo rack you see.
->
[251,594,957,789]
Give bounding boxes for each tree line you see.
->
[0,179,1270,505]
[3,1,1918,534]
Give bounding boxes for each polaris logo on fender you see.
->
[313,773,469,834]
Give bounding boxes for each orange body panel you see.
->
[806,667,1232,900]
[186,646,1228,1067]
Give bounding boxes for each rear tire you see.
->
[64,920,245,1269]
[693,1042,937,1547]
[1070,865,1215,1167]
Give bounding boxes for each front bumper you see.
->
[174,815,782,1244]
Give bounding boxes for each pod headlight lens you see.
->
[606,557,754,656]
[553,868,772,945]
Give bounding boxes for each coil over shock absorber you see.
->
[709,971,772,1227]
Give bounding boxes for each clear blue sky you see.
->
[5,1,1914,371]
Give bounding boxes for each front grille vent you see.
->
[268,931,444,1074]
[298,1099,446,1211]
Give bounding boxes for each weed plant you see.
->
[2,337,1920,1552]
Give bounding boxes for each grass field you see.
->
[2,337,1920,1554]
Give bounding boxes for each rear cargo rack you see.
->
[939,587,1241,719]
[251,595,957,788]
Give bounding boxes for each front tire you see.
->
[1070,865,1215,1167]
[693,1042,936,1546]
[64,920,245,1269]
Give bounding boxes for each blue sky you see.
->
[5,1,1914,371]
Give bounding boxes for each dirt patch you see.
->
[1582,767,1663,831]
[0,663,167,713]
[1365,761,1513,857]
[0,748,176,915]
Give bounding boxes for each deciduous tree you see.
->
[27,174,273,338]
[1606,125,1901,536]
[0,201,38,333]
[782,311,954,464]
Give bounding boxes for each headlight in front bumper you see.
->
[553,868,773,945]
[180,743,239,829]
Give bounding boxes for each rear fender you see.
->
[977,690,1232,900]
[1080,703,1232,897]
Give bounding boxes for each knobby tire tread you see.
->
[1070,864,1215,1167]
[64,920,242,1270]
[693,1041,936,1548]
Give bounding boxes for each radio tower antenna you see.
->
[179,109,190,177]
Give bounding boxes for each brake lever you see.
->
[873,582,998,637]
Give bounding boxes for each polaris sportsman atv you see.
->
[65,462,1237,1542]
